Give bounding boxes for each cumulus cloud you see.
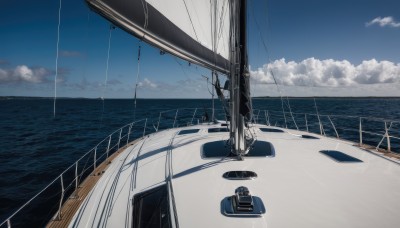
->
[250,58,400,87]
[131,77,210,98]
[68,78,101,90]
[138,78,158,89]
[366,16,400,28]
[0,65,54,84]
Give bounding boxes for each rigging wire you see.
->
[249,0,299,129]
[285,96,299,130]
[188,0,206,41]
[201,75,214,96]
[212,71,215,121]
[182,0,199,41]
[279,93,287,128]
[268,68,288,127]
[250,0,330,132]
[249,0,271,59]
[211,0,229,71]
[81,11,91,86]
[216,0,228,44]
[174,57,191,78]
[211,0,228,61]
[211,0,218,122]
[53,0,62,118]
[314,98,325,136]
[133,41,142,121]
[102,25,115,113]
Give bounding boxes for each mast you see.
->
[86,0,252,155]
[230,0,250,157]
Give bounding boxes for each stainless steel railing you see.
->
[0,107,217,227]
[1,107,399,227]
[257,109,400,153]
[0,119,149,227]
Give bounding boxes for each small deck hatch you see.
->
[208,128,229,133]
[320,150,363,163]
[301,135,319,139]
[223,171,257,180]
[178,129,200,135]
[259,128,284,133]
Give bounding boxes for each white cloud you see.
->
[132,77,211,98]
[250,58,400,88]
[138,78,158,89]
[15,65,38,83]
[0,65,54,84]
[366,16,400,28]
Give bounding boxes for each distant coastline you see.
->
[1,96,400,100]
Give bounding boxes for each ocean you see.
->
[0,97,399,227]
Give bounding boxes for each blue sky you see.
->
[1,0,399,98]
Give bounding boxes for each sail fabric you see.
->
[239,72,252,120]
[86,0,231,74]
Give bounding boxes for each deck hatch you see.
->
[320,150,363,163]
[202,140,275,158]
[259,128,284,133]
[223,171,257,180]
[301,135,319,139]
[208,127,229,133]
[178,129,200,135]
[132,184,172,228]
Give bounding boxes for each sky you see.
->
[0,0,399,98]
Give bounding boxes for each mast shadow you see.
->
[172,158,232,179]
[124,135,208,169]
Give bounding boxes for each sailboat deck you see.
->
[67,123,400,228]
[46,139,140,228]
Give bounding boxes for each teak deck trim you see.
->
[46,138,141,228]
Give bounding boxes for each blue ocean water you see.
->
[0,97,399,227]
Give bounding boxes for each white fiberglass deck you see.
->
[69,123,400,228]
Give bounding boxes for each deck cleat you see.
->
[222,186,266,217]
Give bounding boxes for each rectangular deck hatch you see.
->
[178,129,200,135]
[132,184,172,228]
[320,150,363,163]
[259,128,284,133]
[208,128,229,133]
[202,140,275,158]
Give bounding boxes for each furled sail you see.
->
[238,0,252,119]
[86,0,231,74]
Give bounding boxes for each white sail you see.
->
[86,0,231,74]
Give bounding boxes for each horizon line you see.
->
[1,95,400,100]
